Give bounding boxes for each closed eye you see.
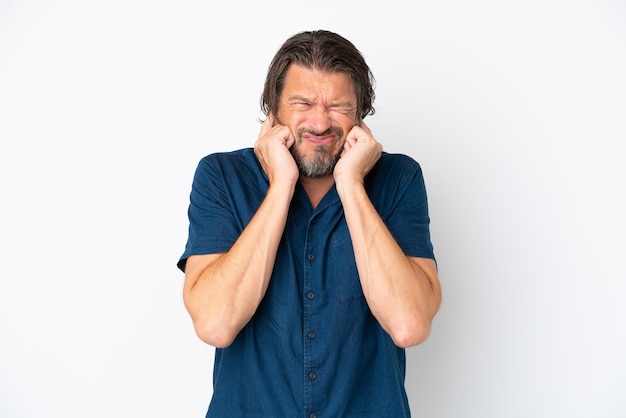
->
[329,105,356,114]
[291,101,311,109]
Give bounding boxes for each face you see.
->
[276,64,358,178]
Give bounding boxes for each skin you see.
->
[183,64,442,348]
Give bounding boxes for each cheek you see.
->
[278,110,307,130]
[275,108,288,125]
[329,110,356,125]
[331,116,356,137]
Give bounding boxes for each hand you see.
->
[334,121,382,185]
[254,114,299,188]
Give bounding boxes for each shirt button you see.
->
[308,331,316,339]
[309,371,317,380]
[307,291,315,300]
[310,413,317,418]
[307,253,315,261]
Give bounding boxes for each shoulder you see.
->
[195,148,262,177]
[192,148,268,193]
[380,151,421,167]
[364,152,427,202]
[371,152,423,180]
[199,148,257,168]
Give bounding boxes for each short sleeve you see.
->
[370,154,435,260]
[177,156,241,272]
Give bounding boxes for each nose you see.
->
[308,106,332,134]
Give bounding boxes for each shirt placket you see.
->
[303,213,321,418]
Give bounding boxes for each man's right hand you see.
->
[254,114,299,188]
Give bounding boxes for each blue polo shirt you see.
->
[178,148,435,417]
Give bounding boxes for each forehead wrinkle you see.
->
[283,66,355,103]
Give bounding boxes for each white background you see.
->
[1,0,625,417]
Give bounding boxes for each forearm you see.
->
[337,179,441,347]
[183,183,295,347]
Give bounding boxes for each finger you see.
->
[359,120,372,135]
[346,125,362,144]
[259,114,274,137]
[284,134,295,148]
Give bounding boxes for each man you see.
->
[178,30,441,417]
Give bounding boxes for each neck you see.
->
[300,175,335,209]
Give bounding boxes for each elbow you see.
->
[184,293,244,348]
[388,318,433,348]
[192,317,240,348]
[391,281,442,348]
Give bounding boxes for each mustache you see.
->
[297,127,344,137]
[271,114,345,139]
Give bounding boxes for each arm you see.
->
[334,122,442,348]
[182,115,298,348]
